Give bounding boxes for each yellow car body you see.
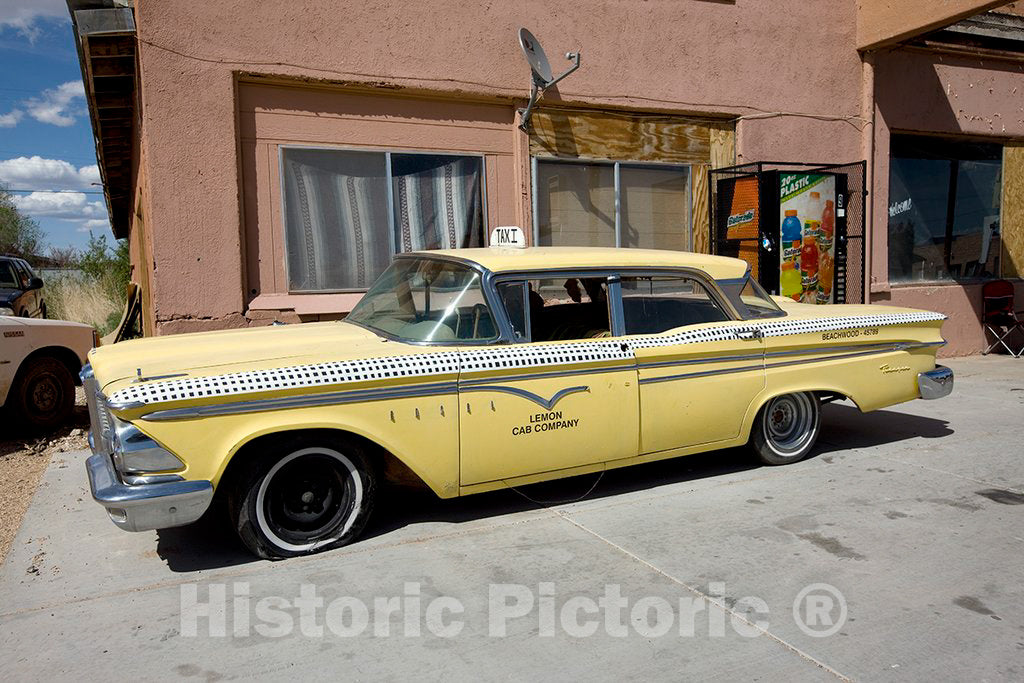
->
[83,247,951,555]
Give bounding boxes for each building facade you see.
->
[70,0,1024,355]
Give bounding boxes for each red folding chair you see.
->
[982,280,1024,357]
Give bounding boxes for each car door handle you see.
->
[735,329,763,341]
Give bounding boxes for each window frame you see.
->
[490,266,738,342]
[530,156,693,251]
[886,133,1004,285]
[278,144,489,294]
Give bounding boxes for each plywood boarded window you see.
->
[527,109,734,254]
[535,159,691,250]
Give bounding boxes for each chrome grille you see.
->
[82,364,113,455]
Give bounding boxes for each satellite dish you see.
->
[519,28,553,84]
[516,27,581,132]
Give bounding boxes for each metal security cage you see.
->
[710,161,866,305]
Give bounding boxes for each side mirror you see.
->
[29,277,43,290]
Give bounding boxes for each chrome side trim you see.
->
[639,343,940,385]
[918,365,954,400]
[634,340,944,371]
[460,385,589,410]
[460,362,636,386]
[143,381,460,422]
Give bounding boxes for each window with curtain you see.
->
[281,147,485,291]
[888,135,1002,283]
[535,159,691,250]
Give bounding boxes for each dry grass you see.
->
[45,271,123,335]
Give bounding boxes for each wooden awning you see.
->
[69,2,136,239]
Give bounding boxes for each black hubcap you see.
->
[264,454,352,544]
[28,375,62,416]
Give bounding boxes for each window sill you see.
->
[885,277,1020,289]
[248,292,366,316]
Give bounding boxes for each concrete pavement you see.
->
[1,355,1023,680]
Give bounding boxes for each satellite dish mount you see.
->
[517,28,581,132]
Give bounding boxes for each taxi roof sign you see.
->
[489,225,526,249]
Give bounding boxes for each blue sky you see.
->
[0,0,112,253]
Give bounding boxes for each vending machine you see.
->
[711,162,864,305]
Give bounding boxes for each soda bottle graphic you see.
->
[818,251,834,302]
[801,235,819,279]
[780,261,802,300]
[820,200,835,248]
[782,210,801,243]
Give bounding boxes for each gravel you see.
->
[0,388,89,566]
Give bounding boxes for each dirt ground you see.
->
[0,387,89,566]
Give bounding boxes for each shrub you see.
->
[45,271,123,336]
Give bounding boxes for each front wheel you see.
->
[750,392,821,465]
[228,436,376,559]
[10,356,75,432]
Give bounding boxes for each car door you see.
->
[458,274,639,486]
[20,261,41,317]
[622,273,766,454]
[12,260,36,317]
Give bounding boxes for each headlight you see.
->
[0,306,13,316]
[111,419,186,474]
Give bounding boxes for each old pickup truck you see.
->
[83,246,951,558]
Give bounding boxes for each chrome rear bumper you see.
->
[86,452,213,532]
[918,365,954,400]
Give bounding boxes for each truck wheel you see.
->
[750,392,820,465]
[10,356,75,432]
[228,436,376,559]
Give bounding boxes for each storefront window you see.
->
[888,135,1002,283]
[535,159,691,250]
[281,147,485,291]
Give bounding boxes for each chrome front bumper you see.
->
[918,365,954,400]
[86,452,213,532]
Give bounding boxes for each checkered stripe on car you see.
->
[107,311,946,407]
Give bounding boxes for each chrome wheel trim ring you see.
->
[763,393,816,455]
[255,447,363,553]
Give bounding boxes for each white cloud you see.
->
[0,110,22,127]
[13,191,107,222]
[24,80,85,127]
[77,218,111,233]
[0,0,68,41]
[0,156,100,190]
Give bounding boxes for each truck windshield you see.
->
[717,276,786,320]
[346,258,498,343]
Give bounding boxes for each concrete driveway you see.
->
[2,356,1023,680]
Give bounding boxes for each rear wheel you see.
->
[10,356,75,432]
[750,392,820,465]
[228,436,376,559]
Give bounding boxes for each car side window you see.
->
[621,276,729,335]
[499,276,612,342]
[0,261,18,289]
[11,260,30,289]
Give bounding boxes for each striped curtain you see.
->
[393,156,484,253]
[282,149,483,291]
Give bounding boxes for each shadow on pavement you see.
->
[816,402,953,453]
[154,401,954,571]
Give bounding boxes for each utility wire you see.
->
[2,188,105,194]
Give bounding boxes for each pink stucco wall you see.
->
[129,0,1021,355]
[132,0,863,333]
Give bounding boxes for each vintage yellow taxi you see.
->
[84,246,952,558]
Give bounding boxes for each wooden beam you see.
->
[857,0,1012,50]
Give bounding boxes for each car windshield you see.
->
[0,261,20,289]
[346,258,498,343]
[717,276,786,319]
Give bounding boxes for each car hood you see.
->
[90,320,406,394]
[2,316,92,329]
